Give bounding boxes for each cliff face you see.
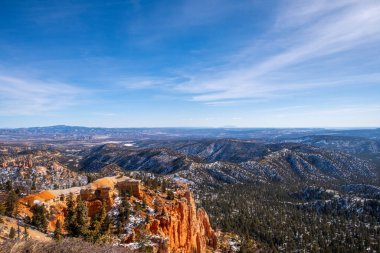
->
[145,190,217,253]
[17,176,219,253]
[84,180,218,252]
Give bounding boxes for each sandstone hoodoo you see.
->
[116,179,142,198]
[14,175,219,252]
[142,189,217,252]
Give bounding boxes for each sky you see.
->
[0,0,379,128]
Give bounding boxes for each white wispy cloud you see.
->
[117,76,184,89]
[0,75,84,115]
[172,0,380,102]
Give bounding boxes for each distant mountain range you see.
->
[77,140,377,186]
[1,125,379,142]
[1,126,379,186]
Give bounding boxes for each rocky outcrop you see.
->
[116,179,142,198]
[85,178,218,252]
[86,199,104,217]
[17,176,219,253]
[146,190,217,253]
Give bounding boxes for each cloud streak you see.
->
[0,75,84,116]
[168,0,380,102]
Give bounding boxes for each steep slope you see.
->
[80,144,195,173]
[79,141,377,185]
[137,139,269,163]
[13,176,220,253]
[286,135,380,154]
[0,217,50,243]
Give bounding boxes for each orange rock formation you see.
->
[17,176,219,253]
[20,190,56,207]
[148,190,217,253]
[116,179,142,198]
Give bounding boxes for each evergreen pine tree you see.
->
[5,181,12,192]
[9,227,16,239]
[166,190,174,200]
[99,201,107,226]
[160,179,166,193]
[118,197,130,224]
[64,193,76,236]
[53,219,62,241]
[23,224,29,239]
[88,200,107,242]
[5,190,18,217]
[31,179,37,191]
[99,201,111,234]
[116,219,123,235]
[88,214,101,243]
[31,204,48,232]
[116,196,130,235]
[17,224,20,239]
[74,197,89,237]
[101,214,112,236]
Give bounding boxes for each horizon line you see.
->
[0,125,379,130]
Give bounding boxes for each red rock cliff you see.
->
[18,176,219,253]
[145,190,217,253]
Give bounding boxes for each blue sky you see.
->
[0,0,379,128]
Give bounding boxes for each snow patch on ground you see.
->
[172,175,194,185]
[125,215,144,234]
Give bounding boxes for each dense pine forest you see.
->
[198,183,380,252]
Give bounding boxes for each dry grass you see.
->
[0,239,132,253]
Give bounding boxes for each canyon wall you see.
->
[17,176,219,253]
[145,190,217,253]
